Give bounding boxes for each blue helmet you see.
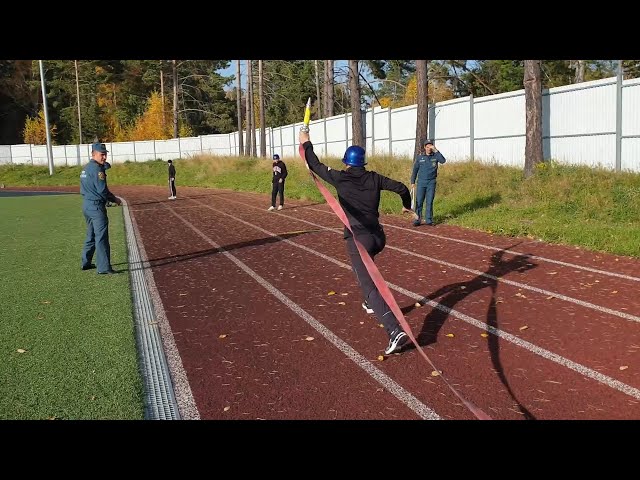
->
[342,145,366,167]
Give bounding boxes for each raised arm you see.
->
[299,131,338,186]
[433,150,446,164]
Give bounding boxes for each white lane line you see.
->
[187,198,640,402]
[307,205,640,283]
[215,195,640,324]
[165,204,441,420]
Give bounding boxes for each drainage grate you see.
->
[122,200,180,420]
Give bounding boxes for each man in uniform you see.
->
[80,142,121,274]
[410,139,446,226]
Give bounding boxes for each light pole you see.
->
[38,60,54,175]
[75,60,82,144]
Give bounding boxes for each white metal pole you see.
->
[39,60,54,175]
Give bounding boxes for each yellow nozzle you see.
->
[303,97,312,126]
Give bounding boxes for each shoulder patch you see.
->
[98,171,105,180]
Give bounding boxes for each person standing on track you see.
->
[268,154,287,211]
[168,159,177,200]
[299,130,416,355]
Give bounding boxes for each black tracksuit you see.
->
[271,160,288,207]
[168,163,177,197]
[302,140,411,337]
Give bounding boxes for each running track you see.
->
[14,185,640,420]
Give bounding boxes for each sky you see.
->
[216,60,364,90]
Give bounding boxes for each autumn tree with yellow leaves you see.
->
[127,91,172,141]
[23,108,57,144]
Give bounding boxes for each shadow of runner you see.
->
[402,243,538,419]
[113,230,320,270]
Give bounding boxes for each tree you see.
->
[127,91,172,141]
[414,60,428,157]
[348,60,364,147]
[0,60,38,144]
[621,60,640,79]
[366,60,415,106]
[569,60,585,83]
[324,60,334,117]
[249,60,257,157]
[259,60,266,157]
[23,107,57,144]
[172,60,178,138]
[236,60,244,155]
[244,60,252,156]
[314,60,322,118]
[524,60,543,178]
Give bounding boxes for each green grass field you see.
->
[0,193,144,419]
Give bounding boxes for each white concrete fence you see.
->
[1,75,639,172]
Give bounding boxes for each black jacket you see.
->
[272,160,288,182]
[169,164,176,179]
[302,141,411,238]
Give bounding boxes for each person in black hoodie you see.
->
[168,159,177,200]
[299,130,415,355]
[268,154,288,211]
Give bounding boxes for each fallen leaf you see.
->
[519,326,529,331]
[223,406,230,412]
[219,334,227,339]
[620,366,629,371]
[414,302,422,308]
[445,333,454,338]
[595,280,600,283]
[611,290,618,294]
[548,272,558,275]
[431,370,441,377]
[480,333,489,338]
[515,292,527,298]
[179,293,187,296]
[341,293,349,296]
[546,295,555,300]
[17,348,27,353]
[379,324,384,328]
[328,291,336,296]
[40,300,51,304]
[359,322,364,325]
[441,270,447,273]
[337,301,346,305]
[377,355,385,361]
[460,286,466,290]
[305,336,314,341]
